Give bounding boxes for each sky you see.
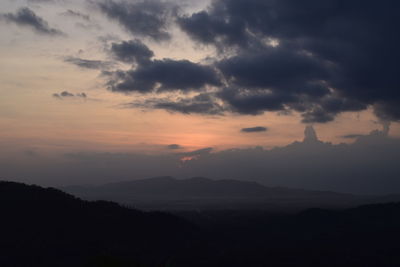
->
[1,0,400,193]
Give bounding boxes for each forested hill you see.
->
[0,181,196,267]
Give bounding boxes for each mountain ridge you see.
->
[62,176,360,211]
[63,176,354,198]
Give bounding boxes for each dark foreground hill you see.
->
[179,203,400,267]
[3,180,400,267]
[0,181,196,267]
[63,176,359,210]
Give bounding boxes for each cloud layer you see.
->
[3,0,400,126]
[91,0,400,123]
[2,7,63,36]
[53,91,87,99]
[176,0,400,123]
[3,125,400,194]
[241,127,268,133]
[64,57,114,70]
[105,39,221,93]
[97,0,176,41]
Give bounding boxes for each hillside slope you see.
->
[0,181,196,267]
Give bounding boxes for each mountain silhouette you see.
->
[62,176,359,210]
[0,181,196,267]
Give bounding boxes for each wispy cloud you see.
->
[1,7,64,36]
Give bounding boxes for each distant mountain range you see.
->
[62,176,396,211]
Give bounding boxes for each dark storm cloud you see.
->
[241,127,267,133]
[300,107,336,124]
[178,9,247,48]
[1,7,64,36]
[218,48,329,91]
[110,39,154,64]
[298,96,367,123]
[215,47,339,118]
[176,0,400,123]
[104,39,221,94]
[167,144,182,150]
[373,101,400,122]
[64,56,114,70]
[128,93,225,115]
[53,91,87,99]
[217,87,294,115]
[96,0,176,41]
[106,59,221,93]
[150,98,222,115]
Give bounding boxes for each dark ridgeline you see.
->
[64,176,345,199]
[62,176,400,211]
[0,181,196,267]
[62,176,360,211]
[2,180,400,266]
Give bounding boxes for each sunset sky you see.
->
[1,0,400,190]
